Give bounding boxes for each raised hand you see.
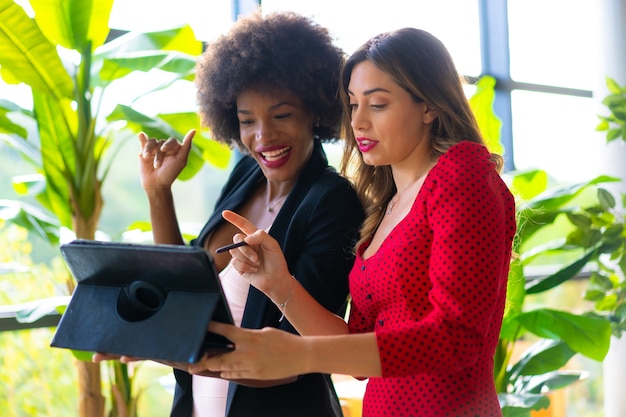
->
[138,129,195,191]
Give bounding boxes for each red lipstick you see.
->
[356,137,378,153]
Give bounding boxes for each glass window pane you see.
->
[511,90,604,182]
[109,0,232,41]
[508,0,601,90]
[262,0,482,76]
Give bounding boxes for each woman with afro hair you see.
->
[192,27,516,417]
[134,10,363,417]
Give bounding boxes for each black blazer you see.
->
[170,140,364,417]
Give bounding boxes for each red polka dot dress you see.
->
[348,141,516,416]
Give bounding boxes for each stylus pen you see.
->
[215,241,248,254]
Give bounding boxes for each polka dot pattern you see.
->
[348,141,516,416]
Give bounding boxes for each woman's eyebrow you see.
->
[347,87,391,96]
[237,101,295,115]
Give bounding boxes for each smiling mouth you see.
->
[357,138,375,146]
[356,137,377,152]
[261,147,291,161]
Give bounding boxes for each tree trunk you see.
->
[77,361,105,417]
[72,184,106,417]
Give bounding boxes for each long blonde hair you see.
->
[339,28,503,250]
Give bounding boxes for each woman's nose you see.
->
[255,121,276,143]
[351,107,368,132]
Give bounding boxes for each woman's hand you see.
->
[221,210,292,298]
[189,322,308,380]
[138,129,195,191]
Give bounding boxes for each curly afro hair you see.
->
[194,11,345,149]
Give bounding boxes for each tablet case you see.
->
[51,239,234,364]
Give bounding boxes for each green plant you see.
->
[579,191,626,338]
[0,221,77,416]
[0,222,175,416]
[0,0,230,416]
[492,76,626,417]
[586,76,626,337]
[495,169,619,417]
[596,76,626,143]
[467,74,622,417]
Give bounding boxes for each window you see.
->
[3,0,607,230]
[262,0,605,183]
[506,0,603,182]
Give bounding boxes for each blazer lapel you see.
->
[194,164,263,247]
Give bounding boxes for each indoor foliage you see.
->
[0,0,230,416]
[497,76,626,416]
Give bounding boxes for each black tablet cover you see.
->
[51,240,234,364]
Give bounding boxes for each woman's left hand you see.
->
[189,322,308,380]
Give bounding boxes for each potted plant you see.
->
[0,0,230,416]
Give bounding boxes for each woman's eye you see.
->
[239,119,254,126]
[371,104,385,110]
[274,113,291,120]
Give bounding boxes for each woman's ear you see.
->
[423,105,439,125]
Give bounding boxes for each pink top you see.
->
[348,141,516,416]
[192,262,250,417]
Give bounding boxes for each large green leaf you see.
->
[98,51,197,82]
[508,339,576,378]
[30,0,113,51]
[502,259,525,323]
[514,174,619,242]
[92,25,202,85]
[510,170,549,202]
[106,104,186,139]
[0,99,28,138]
[33,92,76,227]
[519,238,567,265]
[525,245,600,294]
[0,0,73,99]
[96,25,202,57]
[527,175,620,212]
[469,75,503,155]
[499,393,550,417]
[0,100,38,165]
[517,308,611,361]
[521,370,586,394]
[0,199,60,244]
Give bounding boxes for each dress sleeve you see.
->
[375,142,515,377]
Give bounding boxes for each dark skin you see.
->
[94,88,319,388]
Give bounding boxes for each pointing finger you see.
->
[222,210,261,236]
